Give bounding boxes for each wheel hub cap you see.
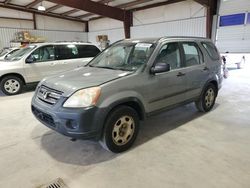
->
[4,79,20,94]
[205,88,215,108]
[112,116,135,146]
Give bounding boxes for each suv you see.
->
[31,37,222,153]
[0,42,100,95]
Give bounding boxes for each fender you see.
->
[103,97,146,121]
[95,96,146,140]
[199,78,219,98]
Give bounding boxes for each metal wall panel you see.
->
[216,0,250,53]
[0,27,88,48]
[35,15,85,32]
[87,28,124,47]
[131,17,206,38]
[88,17,206,47]
[216,25,250,53]
[133,1,205,26]
[219,0,250,15]
[88,1,206,46]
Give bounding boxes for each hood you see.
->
[41,67,133,97]
[0,60,10,63]
[0,61,19,68]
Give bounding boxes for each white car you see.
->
[0,47,19,60]
[0,42,100,95]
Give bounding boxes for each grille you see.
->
[37,85,63,105]
[37,178,69,188]
[32,106,55,127]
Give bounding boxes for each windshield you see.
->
[89,42,155,71]
[0,49,10,57]
[5,45,36,61]
[4,49,19,59]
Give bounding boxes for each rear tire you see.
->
[0,76,23,95]
[195,83,217,112]
[99,106,140,153]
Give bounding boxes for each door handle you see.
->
[50,62,55,66]
[176,72,186,77]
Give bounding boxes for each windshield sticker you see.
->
[135,43,152,48]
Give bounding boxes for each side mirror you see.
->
[151,62,170,74]
[26,56,35,64]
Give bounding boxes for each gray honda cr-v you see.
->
[31,37,222,153]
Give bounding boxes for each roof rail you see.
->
[55,41,91,43]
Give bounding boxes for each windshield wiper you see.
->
[89,65,119,70]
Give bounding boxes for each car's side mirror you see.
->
[26,56,35,64]
[151,62,170,74]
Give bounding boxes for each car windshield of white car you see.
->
[5,45,36,61]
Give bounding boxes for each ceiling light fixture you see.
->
[38,1,46,11]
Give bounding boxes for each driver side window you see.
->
[156,42,181,70]
[29,46,55,63]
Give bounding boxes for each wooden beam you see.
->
[0,4,87,23]
[85,21,89,32]
[33,13,37,29]
[0,16,33,21]
[26,0,43,8]
[206,0,217,38]
[124,11,133,38]
[98,0,116,4]
[78,0,150,20]
[193,0,209,7]
[61,9,79,16]
[77,0,115,19]
[45,4,63,13]
[206,6,211,38]
[4,0,11,4]
[90,0,185,21]
[47,0,125,21]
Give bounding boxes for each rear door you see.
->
[24,45,58,82]
[180,41,209,99]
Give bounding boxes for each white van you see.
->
[0,42,100,95]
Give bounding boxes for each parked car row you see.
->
[28,37,222,153]
[0,42,100,95]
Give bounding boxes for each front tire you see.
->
[100,106,140,153]
[195,83,217,112]
[0,76,23,95]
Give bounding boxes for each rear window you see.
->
[77,45,100,58]
[202,42,220,60]
[55,44,79,60]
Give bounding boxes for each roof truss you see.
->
[26,0,43,8]
[47,0,126,21]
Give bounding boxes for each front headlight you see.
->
[63,87,101,108]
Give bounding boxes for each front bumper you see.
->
[31,95,107,140]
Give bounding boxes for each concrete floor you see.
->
[0,64,250,188]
